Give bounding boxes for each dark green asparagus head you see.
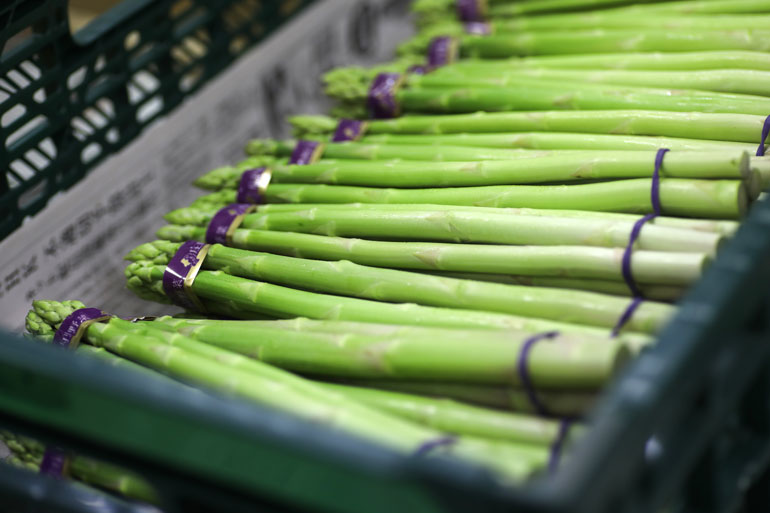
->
[289,115,338,138]
[124,262,172,305]
[163,205,218,226]
[25,300,86,341]
[155,224,204,243]
[125,241,181,264]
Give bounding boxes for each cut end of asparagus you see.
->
[289,115,338,137]
[125,240,182,263]
[25,300,86,338]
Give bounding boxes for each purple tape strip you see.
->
[407,64,428,75]
[206,203,252,244]
[757,115,770,156]
[413,436,457,457]
[456,0,484,21]
[368,73,402,119]
[613,148,669,335]
[40,448,68,478]
[162,240,207,311]
[236,167,268,204]
[547,419,573,474]
[332,120,367,142]
[465,21,491,35]
[290,140,322,165]
[52,308,107,349]
[427,37,456,69]
[517,331,560,416]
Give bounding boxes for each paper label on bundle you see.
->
[289,140,324,165]
[206,204,254,245]
[465,22,491,35]
[236,167,271,204]
[162,241,208,311]
[367,73,403,119]
[52,307,109,349]
[40,448,68,478]
[332,120,367,142]
[456,0,486,22]
[427,37,458,69]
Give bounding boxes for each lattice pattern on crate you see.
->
[0,0,310,240]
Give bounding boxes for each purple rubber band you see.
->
[290,140,322,165]
[456,0,484,21]
[162,240,207,311]
[367,73,402,119]
[517,331,560,416]
[206,203,252,245]
[614,148,669,335]
[547,419,573,474]
[236,167,268,204]
[52,308,107,349]
[332,120,367,142]
[465,22,491,35]
[40,448,68,478]
[407,64,428,75]
[413,436,457,457]
[427,37,456,69]
[757,115,770,156]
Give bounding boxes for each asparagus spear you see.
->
[129,241,675,333]
[289,112,767,144]
[331,379,598,417]
[151,315,629,388]
[28,301,548,482]
[353,132,757,152]
[144,226,708,287]
[124,263,653,343]
[191,179,747,219]
[162,206,723,252]
[397,29,770,58]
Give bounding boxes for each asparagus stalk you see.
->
[191,179,748,219]
[161,206,724,252]
[289,112,767,144]
[28,301,548,482]
[125,263,653,344]
[398,29,770,58]
[417,69,770,98]
[129,241,675,333]
[356,132,757,152]
[145,225,708,287]
[332,380,598,417]
[151,315,629,388]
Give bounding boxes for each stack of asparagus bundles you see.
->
[22,0,770,489]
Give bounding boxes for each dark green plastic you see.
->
[0,0,313,240]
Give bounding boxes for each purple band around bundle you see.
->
[40,448,68,478]
[162,240,207,311]
[517,331,560,416]
[332,119,367,142]
[757,115,770,156]
[456,0,484,21]
[52,307,107,349]
[427,37,457,69]
[367,73,402,119]
[548,419,573,474]
[407,64,428,75]
[290,140,322,165]
[206,203,252,245]
[614,148,669,335]
[465,22,491,35]
[413,436,457,457]
[236,167,268,204]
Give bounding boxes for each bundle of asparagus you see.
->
[26,300,589,482]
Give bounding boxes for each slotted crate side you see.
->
[0,0,314,240]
